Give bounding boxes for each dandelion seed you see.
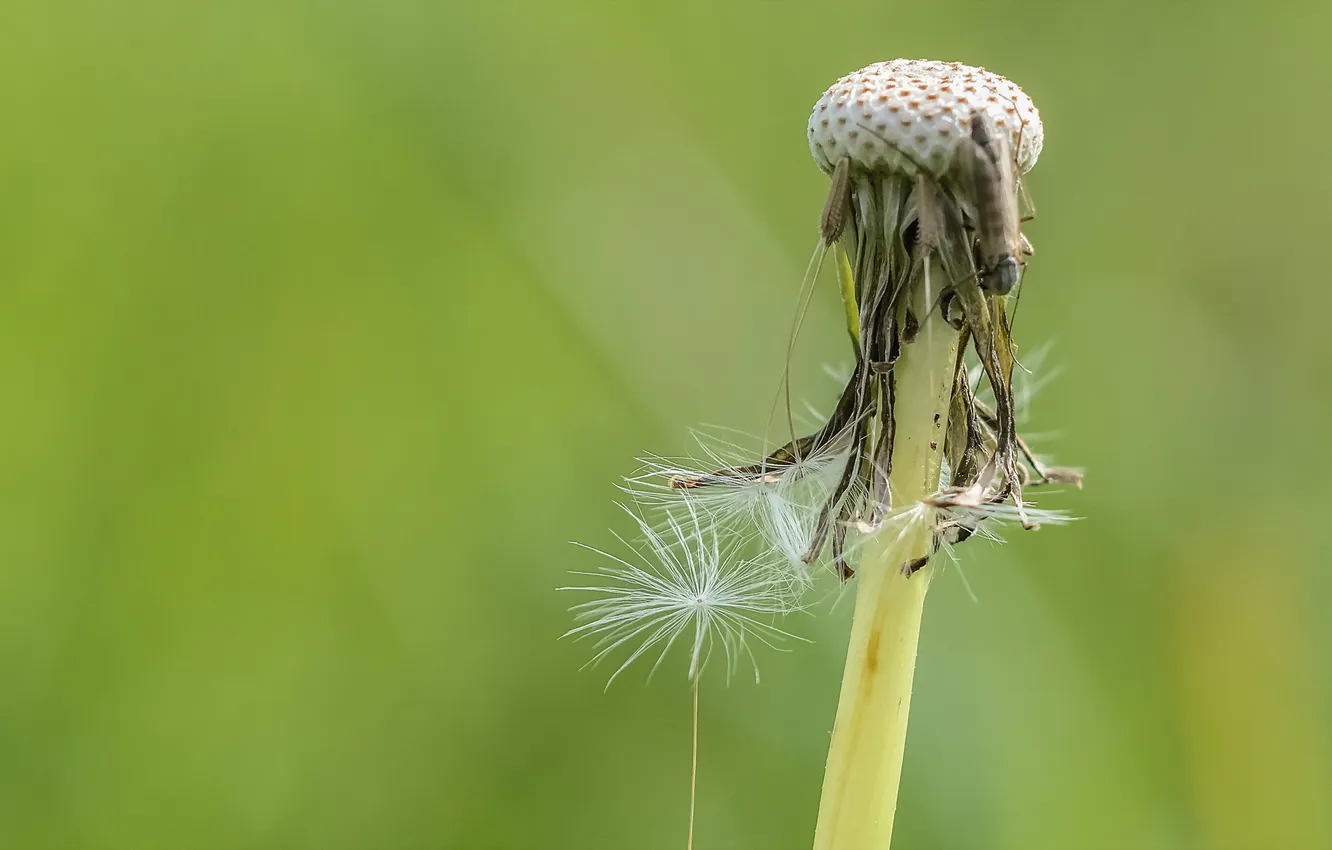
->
[927,487,1076,533]
[622,427,858,579]
[561,502,805,687]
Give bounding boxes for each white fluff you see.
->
[561,502,806,687]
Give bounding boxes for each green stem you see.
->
[812,292,960,850]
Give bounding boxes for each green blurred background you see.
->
[2,0,1330,847]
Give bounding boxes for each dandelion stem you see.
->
[688,677,699,850]
[812,287,960,850]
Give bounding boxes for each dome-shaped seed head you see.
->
[808,59,1043,178]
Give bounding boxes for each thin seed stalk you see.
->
[813,282,960,850]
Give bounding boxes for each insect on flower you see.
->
[797,60,1067,550]
[960,111,1025,295]
[647,62,1076,578]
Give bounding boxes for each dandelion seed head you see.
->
[808,59,1042,178]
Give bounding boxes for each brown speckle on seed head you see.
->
[807,58,1043,175]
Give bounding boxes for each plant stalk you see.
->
[812,291,960,850]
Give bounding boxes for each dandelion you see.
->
[563,58,1083,850]
[803,58,1076,850]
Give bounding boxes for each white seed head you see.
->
[808,59,1043,178]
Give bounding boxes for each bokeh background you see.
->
[2,0,1330,847]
